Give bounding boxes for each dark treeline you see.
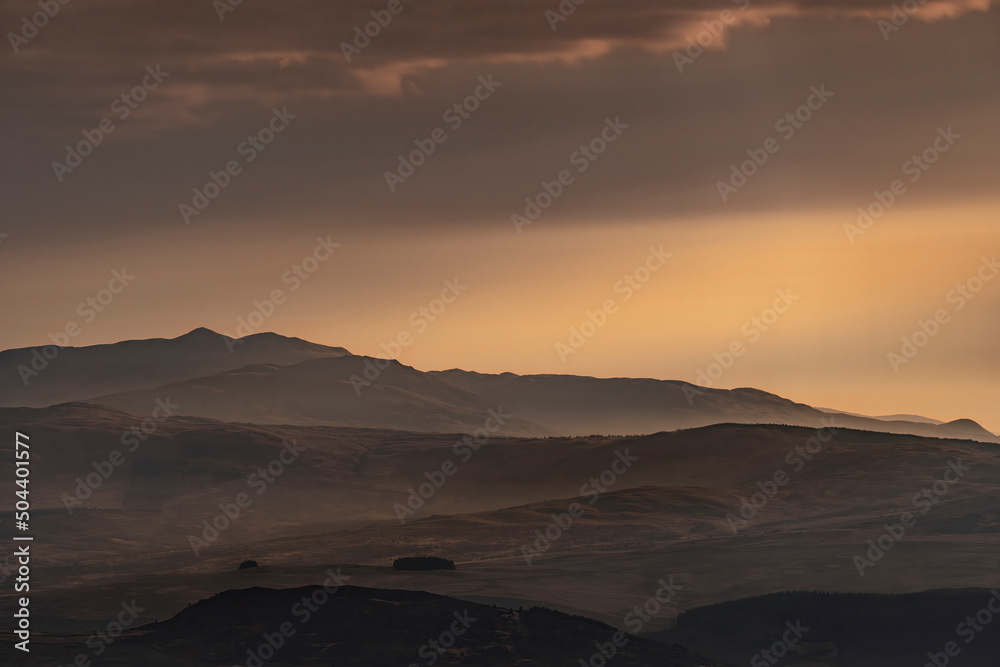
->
[392,556,456,570]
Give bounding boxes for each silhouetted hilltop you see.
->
[647,589,1000,667]
[108,585,726,666]
[0,328,348,408]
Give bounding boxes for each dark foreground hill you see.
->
[646,588,1000,667]
[6,586,727,666]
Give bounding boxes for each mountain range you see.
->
[2,328,999,666]
[1,328,994,442]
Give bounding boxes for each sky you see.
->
[1,0,998,430]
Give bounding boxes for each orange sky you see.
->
[3,201,997,431]
[1,1,997,431]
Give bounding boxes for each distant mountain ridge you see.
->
[429,369,998,442]
[91,355,544,435]
[0,327,348,408]
[0,328,994,441]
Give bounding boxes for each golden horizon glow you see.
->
[4,200,997,433]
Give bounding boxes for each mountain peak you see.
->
[0,328,350,409]
[943,418,994,435]
[177,327,223,339]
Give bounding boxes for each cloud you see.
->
[1,0,994,134]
